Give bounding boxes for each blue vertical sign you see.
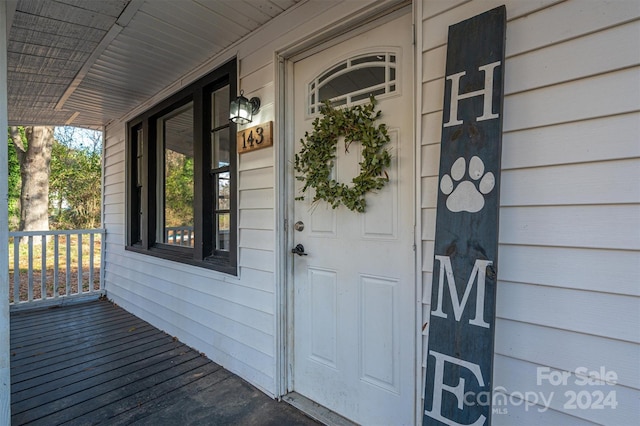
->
[424,6,506,426]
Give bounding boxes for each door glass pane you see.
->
[318,66,385,101]
[318,62,347,84]
[309,52,398,113]
[160,102,194,246]
[351,55,385,66]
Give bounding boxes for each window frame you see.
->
[125,58,238,275]
[307,51,398,114]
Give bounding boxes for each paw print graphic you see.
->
[440,156,495,213]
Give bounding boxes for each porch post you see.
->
[0,1,10,423]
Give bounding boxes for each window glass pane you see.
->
[136,128,143,186]
[212,130,229,169]
[217,172,230,210]
[136,186,142,243]
[216,213,230,251]
[212,86,230,128]
[318,66,385,102]
[161,102,194,246]
[212,84,230,170]
[136,156,143,187]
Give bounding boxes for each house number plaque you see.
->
[237,121,273,154]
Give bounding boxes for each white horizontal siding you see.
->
[502,113,640,169]
[494,319,639,390]
[240,208,274,230]
[240,188,275,209]
[497,245,640,296]
[499,205,639,249]
[239,166,274,190]
[499,159,639,206]
[503,67,639,131]
[497,281,639,343]
[420,1,640,424]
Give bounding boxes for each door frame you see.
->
[273,2,422,423]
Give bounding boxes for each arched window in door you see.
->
[308,52,398,114]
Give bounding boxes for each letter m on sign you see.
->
[424,6,506,426]
[431,255,492,328]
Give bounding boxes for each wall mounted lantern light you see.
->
[229,90,260,124]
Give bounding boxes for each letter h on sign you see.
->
[444,61,502,128]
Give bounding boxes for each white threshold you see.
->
[283,392,359,426]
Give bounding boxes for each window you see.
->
[126,59,237,275]
[308,52,398,114]
[160,102,194,247]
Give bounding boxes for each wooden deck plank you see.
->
[12,341,191,407]
[13,353,210,424]
[11,317,150,364]
[10,305,134,346]
[11,315,137,355]
[95,365,234,425]
[11,307,136,341]
[10,300,320,426]
[11,328,167,386]
[10,303,114,334]
[51,360,230,425]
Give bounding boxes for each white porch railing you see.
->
[8,229,105,310]
[165,226,194,247]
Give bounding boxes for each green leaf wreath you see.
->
[294,96,391,213]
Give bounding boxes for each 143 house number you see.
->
[237,121,273,154]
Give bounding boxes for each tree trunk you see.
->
[9,126,54,232]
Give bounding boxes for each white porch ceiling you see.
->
[6,0,301,128]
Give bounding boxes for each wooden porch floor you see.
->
[10,300,320,426]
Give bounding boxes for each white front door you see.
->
[291,13,415,425]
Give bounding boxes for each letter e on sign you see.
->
[237,121,273,154]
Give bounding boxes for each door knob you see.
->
[291,244,308,256]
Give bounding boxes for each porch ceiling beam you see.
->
[54,0,145,115]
